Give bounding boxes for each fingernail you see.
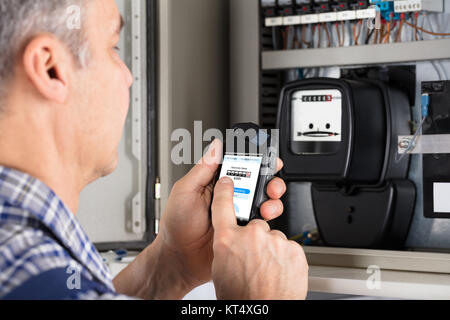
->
[203,139,222,165]
[219,177,233,184]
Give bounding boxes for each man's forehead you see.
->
[87,0,122,34]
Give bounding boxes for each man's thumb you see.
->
[181,139,222,190]
[211,177,237,230]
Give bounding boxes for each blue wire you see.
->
[422,94,430,119]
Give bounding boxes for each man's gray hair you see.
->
[0,0,89,109]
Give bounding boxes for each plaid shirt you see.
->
[0,166,130,300]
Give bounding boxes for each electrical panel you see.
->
[252,0,450,252]
[229,0,450,297]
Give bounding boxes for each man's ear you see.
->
[22,34,71,104]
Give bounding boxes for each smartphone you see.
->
[215,123,278,226]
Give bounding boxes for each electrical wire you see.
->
[386,13,396,43]
[366,28,375,45]
[289,229,320,245]
[379,23,385,44]
[286,26,295,50]
[301,24,311,48]
[271,10,449,51]
[395,118,426,163]
[396,19,404,42]
[432,61,445,80]
[296,26,304,49]
[414,13,419,41]
[287,26,292,50]
[353,20,362,45]
[357,20,363,45]
[426,14,448,80]
[309,24,314,48]
[384,21,392,43]
[415,13,446,81]
[323,23,331,47]
[297,25,303,49]
[352,21,357,45]
[271,27,279,50]
[404,20,450,37]
[336,22,342,47]
[293,26,300,49]
[428,15,448,34]
[310,24,316,48]
[395,94,430,164]
[317,23,322,48]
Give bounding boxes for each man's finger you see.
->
[179,139,223,192]
[270,229,288,240]
[247,218,271,232]
[266,177,286,200]
[276,158,284,173]
[211,177,237,231]
[260,199,284,221]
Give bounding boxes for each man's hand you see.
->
[158,139,287,291]
[113,139,288,299]
[211,177,309,300]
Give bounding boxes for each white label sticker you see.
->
[283,15,301,25]
[318,12,337,23]
[265,17,283,27]
[433,183,450,213]
[356,8,377,19]
[337,10,357,21]
[300,14,319,24]
[394,0,422,13]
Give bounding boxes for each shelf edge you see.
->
[262,39,450,70]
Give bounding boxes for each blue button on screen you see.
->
[234,188,250,195]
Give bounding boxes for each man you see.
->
[0,0,308,300]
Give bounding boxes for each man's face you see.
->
[70,0,133,182]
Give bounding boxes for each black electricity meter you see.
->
[277,78,416,249]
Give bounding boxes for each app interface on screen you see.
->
[219,154,263,221]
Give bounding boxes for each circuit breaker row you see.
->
[263,0,443,27]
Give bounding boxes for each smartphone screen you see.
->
[219,153,263,221]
